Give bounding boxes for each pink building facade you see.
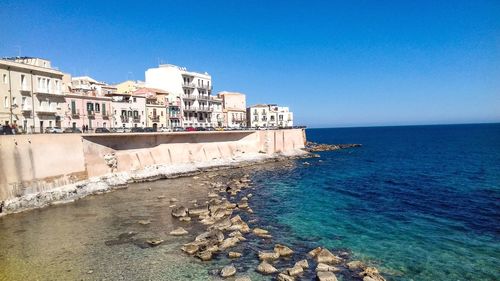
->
[62,94,112,130]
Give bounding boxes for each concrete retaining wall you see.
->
[0,129,306,208]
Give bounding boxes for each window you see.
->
[71,100,76,114]
[22,97,27,106]
[95,103,100,112]
[2,74,7,84]
[12,97,16,105]
[47,79,51,92]
[133,97,137,102]
[254,109,257,115]
[87,102,94,112]
[4,96,9,108]
[21,75,26,88]
[102,104,106,115]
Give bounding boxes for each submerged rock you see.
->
[235,277,251,281]
[169,227,188,236]
[256,261,278,274]
[146,239,164,247]
[219,237,240,250]
[196,250,213,261]
[347,260,366,271]
[220,264,237,277]
[359,267,386,281]
[137,219,151,225]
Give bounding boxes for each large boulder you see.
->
[317,271,338,281]
[196,250,213,261]
[286,264,304,276]
[228,251,242,258]
[181,243,199,255]
[347,260,366,271]
[274,244,294,256]
[295,259,309,269]
[256,261,278,275]
[220,264,237,277]
[219,237,240,250]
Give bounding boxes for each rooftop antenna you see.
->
[13,45,21,57]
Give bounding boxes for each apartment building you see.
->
[109,93,146,129]
[247,104,294,128]
[145,64,220,128]
[218,91,246,128]
[63,75,113,130]
[133,87,168,129]
[0,57,65,133]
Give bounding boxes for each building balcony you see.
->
[182,94,196,100]
[102,112,110,119]
[197,84,212,90]
[36,107,57,114]
[133,117,141,123]
[183,106,213,112]
[169,101,181,107]
[71,110,81,117]
[21,104,32,111]
[120,116,129,123]
[20,86,31,95]
[150,115,160,122]
[34,89,62,96]
[182,82,196,88]
[169,113,180,119]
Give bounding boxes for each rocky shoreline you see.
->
[163,167,387,281]
[304,142,362,152]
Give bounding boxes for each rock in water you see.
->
[347,260,366,271]
[196,250,213,261]
[228,251,242,258]
[146,239,163,246]
[295,259,309,269]
[316,263,340,272]
[171,206,188,217]
[286,264,304,276]
[317,271,338,281]
[256,261,278,274]
[277,273,294,281]
[274,244,294,256]
[137,219,151,225]
[181,243,199,255]
[316,248,342,264]
[258,251,280,261]
[308,246,322,258]
[169,227,188,236]
[359,267,386,281]
[220,264,237,277]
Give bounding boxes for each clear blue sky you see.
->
[1,0,499,127]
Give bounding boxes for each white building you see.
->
[247,104,294,128]
[145,64,221,128]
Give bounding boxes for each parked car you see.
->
[195,127,207,131]
[112,127,131,133]
[158,127,171,132]
[185,127,196,132]
[94,127,110,133]
[45,127,63,133]
[131,127,144,133]
[63,128,82,133]
[144,127,156,132]
[173,127,185,132]
[205,127,216,131]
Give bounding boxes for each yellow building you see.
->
[133,87,169,130]
[114,80,144,95]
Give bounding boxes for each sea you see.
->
[249,123,500,281]
[0,123,498,281]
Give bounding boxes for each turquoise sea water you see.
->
[249,124,500,281]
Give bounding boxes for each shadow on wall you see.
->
[82,132,254,150]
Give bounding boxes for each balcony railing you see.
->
[87,110,95,117]
[169,101,181,107]
[21,104,32,111]
[182,82,196,88]
[133,117,140,123]
[36,107,57,114]
[197,84,212,90]
[71,110,80,117]
[183,106,213,112]
[121,115,129,123]
[169,113,180,118]
[150,115,160,122]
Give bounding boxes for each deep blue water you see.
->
[249,124,500,281]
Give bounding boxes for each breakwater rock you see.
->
[305,142,362,152]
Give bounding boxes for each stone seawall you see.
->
[0,129,306,215]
